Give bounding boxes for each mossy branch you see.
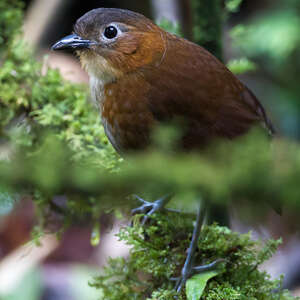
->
[91,215,296,300]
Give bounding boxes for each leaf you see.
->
[186,270,219,300]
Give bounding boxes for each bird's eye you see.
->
[104,26,118,39]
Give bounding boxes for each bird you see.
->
[51,7,275,293]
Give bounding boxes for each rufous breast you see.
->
[100,73,155,153]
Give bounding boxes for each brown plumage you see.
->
[52,8,275,154]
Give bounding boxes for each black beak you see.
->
[51,34,96,51]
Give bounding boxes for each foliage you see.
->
[190,0,243,61]
[0,0,23,55]
[186,271,220,300]
[158,19,183,37]
[225,0,244,13]
[191,0,223,60]
[227,57,257,74]
[91,217,296,300]
[229,0,300,138]
[0,0,117,163]
[4,129,300,220]
[0,0,122,234]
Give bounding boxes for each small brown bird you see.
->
[52,8,274,292]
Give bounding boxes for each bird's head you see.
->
[51,8,166,79]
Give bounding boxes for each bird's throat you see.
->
[79,51,122,79]
[79,52,122,111]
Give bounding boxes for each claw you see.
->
[131,202,152,215]
[131,194,173,224]
[133,194,148,205]
[192,258,226,273]
[175,258,225,293]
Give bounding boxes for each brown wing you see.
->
[102,32,274,153]
[142,33,275,149]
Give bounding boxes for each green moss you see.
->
[91,215,296,300]
[0,0,121,230]
[0,0,119,167]
[0,0,23,54]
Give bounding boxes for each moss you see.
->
[0,0,121,231]
[91,214,297,300]
[0,0,23,54]
[0,0,117,164]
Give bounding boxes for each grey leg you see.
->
[175,201,207,292]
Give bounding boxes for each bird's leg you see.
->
[174,201,206,292]
[131,193,173,225]
[174,200,222,293]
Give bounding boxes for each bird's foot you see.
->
[131,194,173,225]
[173,259,225,293]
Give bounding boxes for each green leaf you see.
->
[186,271,219,300]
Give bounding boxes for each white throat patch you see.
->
[79,54,121,111]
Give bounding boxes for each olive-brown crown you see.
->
[74,8,156,37]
